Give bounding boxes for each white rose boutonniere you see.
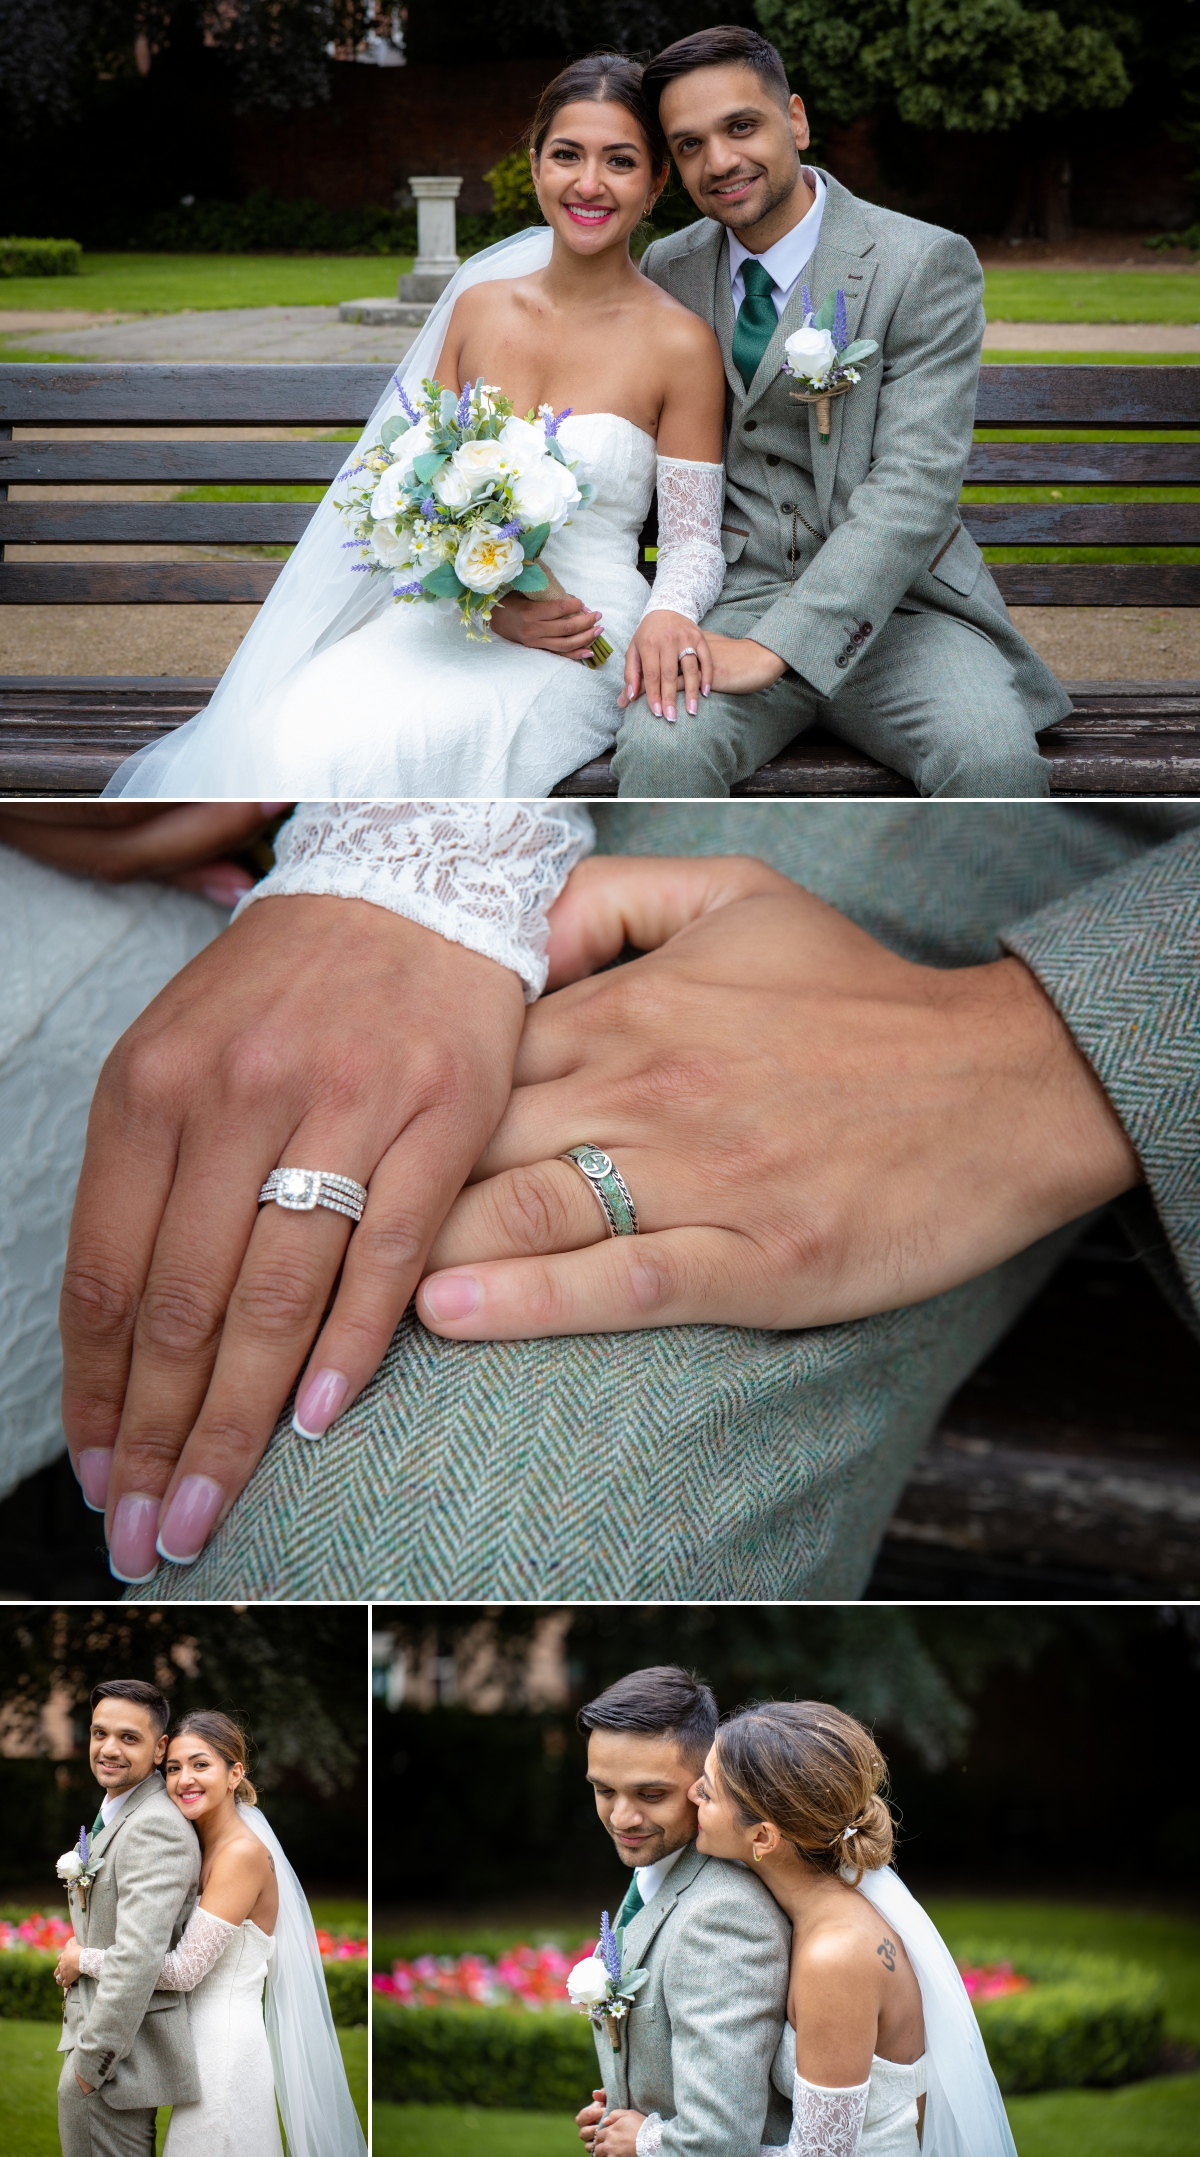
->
[57,1828,104,1910]
[566,1911,649,2051]
[782,286,880,441]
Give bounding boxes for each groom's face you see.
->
[89,1700,167,1794]
[586,1729,700,1868]
[659,65,811,238]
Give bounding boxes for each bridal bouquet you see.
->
[336,377,612,664]
[782,287,879,442]
[565,1911,648,2050]
[56,1828,103,1911]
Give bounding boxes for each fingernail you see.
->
[78,1449,111,1513]
[156,1476,225,1564]
[423,1273,481,1321]
[651,703,662,717]
[259,802,288,815]
[688,700,697,715]
[200,867,253,907]
[702,685,710,697]
[666,714,677,725]
[108,1495,161,1584]
[665,705,675,721]
[292,1367,350,1440]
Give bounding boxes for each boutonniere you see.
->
[57,1827,104,1912]
[566,1911,649,2050]
[782,286,879,443]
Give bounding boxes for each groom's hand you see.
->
[61,894,524,1583]
[576,2092,607,2149]
[594,2111,647,2157]
[75,2075,96,2095]
[702,632,787,696]
[416,855,1141,1340]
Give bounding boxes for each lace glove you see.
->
[78,1906,237,1992]
[639,457,726,627]
[635,2116,664,2157]
[760,2073,870,2157]
[235,801,595,1003]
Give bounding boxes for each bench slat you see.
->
[964,443,1200,485]
[0,503,313,543]
[962,503,1200,544]
[0,562,282,603]
[0,362,395,426]
[990,563,1200,604]
[0,441,350,485]
[974,365,1200,429]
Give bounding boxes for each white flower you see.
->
[452,438,517,495]
[510,456,580,534]
[433,462,476,509]
[370,522,417,570]
[454,527,526,595]
[370,462,408,522]
[783,324,837,383]
[57,1851,85,1882]
[566,1957,610,2007]
[381,417,435,495]
[498,413,547,467]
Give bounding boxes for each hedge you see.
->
[373,2001,597,2110]
[0,1950,367,2028]
[948,1939,1164,2093]
[0,237,82,277]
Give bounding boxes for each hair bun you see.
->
[715,1701,894,1886]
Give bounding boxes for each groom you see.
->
[612,24,1070,797]
[57,1679,200,2157]
[573,1665,791,2157]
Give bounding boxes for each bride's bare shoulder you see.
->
[641,278,723,368]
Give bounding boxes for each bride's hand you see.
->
[55,1939,82,1986]
[61,894,524,1583]
[618,610,712,722]
[490,588,605,661]
[594,2111,647,2157]
[0,802,285,908]
[415,856,1140,1340]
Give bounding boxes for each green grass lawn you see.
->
[983,269,1200,322]
[0,253,412,314]
[0,2019,366,2154]
[374,2103,582,2157]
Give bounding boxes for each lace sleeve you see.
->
[78,1906,237,1993]
[234,802,595,1003]
[639,457,726,627]
[636,2115,664,2157]
[760,2073,870,2157]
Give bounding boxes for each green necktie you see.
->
[90,1811,104,1838]
[732,259,778,392]
[613,1876,644,1932]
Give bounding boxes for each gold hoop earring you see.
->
[752,1847,763,1862]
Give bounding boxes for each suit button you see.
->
[859,621,872,634]
[744,419,757,432]
[780,502,794,514]
[765,454,780,466]
[835,655,849,668]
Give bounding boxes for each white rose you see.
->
[783,324,837,383]
[510,457,580,534]
[452,438,517,494]
[369,462,406,522]
[370,522,417,570]
[454,527,526,595]
[498,413,547,467]
[433,462,476,509]
[57,1851,84,1882]
[387,418,436,493]
[566,1957,610,2007]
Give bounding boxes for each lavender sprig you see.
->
[833,289,848,350]
[495,519,521,538]
[421,495,440,521]
[393,378,420,425]
[544,405,572,438]
[455,380,472,428]
[800,283,813,324]
[599,1910,622,1985]
[393,579,424,596]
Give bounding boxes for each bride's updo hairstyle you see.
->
[527,54,668,180]
[172,1710,258,1805]
[714,1702,893,1887]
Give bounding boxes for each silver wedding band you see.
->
[678,647,699,660]
[560,1146,640,1237]
[259,1168,367,1224]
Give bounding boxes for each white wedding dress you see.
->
[99,227,726,799]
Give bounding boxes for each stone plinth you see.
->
[398,175,462,302]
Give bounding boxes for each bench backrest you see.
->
[2,361,1197,610]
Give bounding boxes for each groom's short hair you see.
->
[643,28,792,122]
[577,1665,717,1765]
[90,1677,170,1737]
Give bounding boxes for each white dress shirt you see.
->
[728,168,827,319]
[634,1841,687,1909]
[99,1773,152,1828]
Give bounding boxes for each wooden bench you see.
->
[2,359,1198,795]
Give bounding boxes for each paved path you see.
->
[3,306,1198,364]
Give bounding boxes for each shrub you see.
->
[949,1938,1165,2093]
[0,237,82,277]
[373,2001,597,2110]
[0,1948,366,2028]
[323,1958,369,2028]
[138,191,417,257]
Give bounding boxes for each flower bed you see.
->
[948,1938,1164,2092]
[374,1941,591,2011]
[0,1911,368,2026]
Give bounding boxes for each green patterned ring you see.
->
[561,1145,640,1238]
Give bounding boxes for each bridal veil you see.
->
[241,1805,367,2157]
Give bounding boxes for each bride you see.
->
[54,1711,365,2157]
[101,53,727,799]
[590,1700,1016,2157]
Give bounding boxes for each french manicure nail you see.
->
[423,1274,481,1321]
[200,868,253,908]
[292,1368,350,1440]
[108,1495,161,1584]
[78,1449,111,1512]
[651,703,662,717]
[156,1476,225,1564]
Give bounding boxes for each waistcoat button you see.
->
[744,419,758,432]
[766,454,780,466]
[780,502,795,514]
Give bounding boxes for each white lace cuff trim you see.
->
[235,802,596,1002]
[780,2073,870,2157]
[639,457,726,627]
[78,1947,104,1981]
[78,1907,236,1993]
[635,2113,665,2157]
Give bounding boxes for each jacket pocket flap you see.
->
[142,1991,184,2012]
[929,522,982,597]
[721,522,749,564]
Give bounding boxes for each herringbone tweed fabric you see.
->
[131,803,1200,1604]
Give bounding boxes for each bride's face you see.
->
[533,99,664,259]
[164,1735,243,1824]
[690,1747,760,1861]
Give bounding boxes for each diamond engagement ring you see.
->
[258,1168,367,1224]
[678,647,699,660]
[560,1146,639,1237]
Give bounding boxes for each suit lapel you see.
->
[87,1771,165,1864]
[621,1841,707,1965]
[798,174,880,518]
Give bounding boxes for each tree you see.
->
[756,0,1136,236]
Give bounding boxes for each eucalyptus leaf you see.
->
[522,521,551,561]
[545,437,568,465]
[413,451,449,484]
[511,562,549,593]
[619,1968,650,1995]
[838,339,880,365]
[379,415,410,449]
[576,480,597,505]
[420,561,466,599]
[812,292,838,332]
[439,388,459,426]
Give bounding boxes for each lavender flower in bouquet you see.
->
[335,377,612,664]
[565,1910,649,2050]
[781,286,879,441]
[56,1826,103,1912]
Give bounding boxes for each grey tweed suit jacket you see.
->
[58,1770,201,2108]
[593,1842,792,2157]
[641,174,1072,730]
